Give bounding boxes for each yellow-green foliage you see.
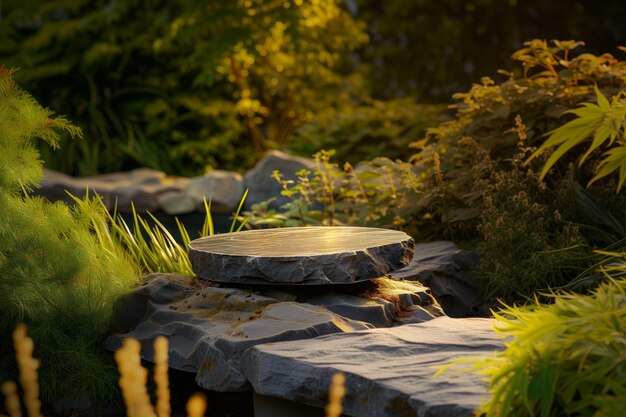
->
[446,262,626,417]
[0,67,80,192]
[0,68,140,404]
[244,150,423,229]
[105,193,248,276]
[529,86,626,192]
[412,40,626,231]
[408,40,626,298]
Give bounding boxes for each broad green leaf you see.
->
[528,89,626,185]
[580,123,613,164]
[538,129,595,179]
[589,146,626,191]
[594,85,611,112]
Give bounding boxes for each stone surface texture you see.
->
[105,273,442,392]
[157,190,197,215]
[184,170,244,214]
[189,227,415,285]
[37,151,325,215]
[39,168,187,211]
[242,316,503,417]
[390,241,485,317]
[243,150,315,211]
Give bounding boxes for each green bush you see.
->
[441,254,626,417]
[0,0,367,176]
[469,137,589,299]
[412,40,626,212]
[408,40,626,297]
[0,68,140,405]
[411,40,626,193]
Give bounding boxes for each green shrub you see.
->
[408,40,626,298]
[412,40,626,225]
[469,137,589,299]
[0,68,140,404]
[441,254,626,417]
[243,150,423,230]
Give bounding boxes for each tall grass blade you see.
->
[230,189,249,233]
[201,197,214,237]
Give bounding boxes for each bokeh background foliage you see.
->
[3,0,626,176]
[0,0,368,175]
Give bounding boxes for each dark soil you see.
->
[50,366,254,417]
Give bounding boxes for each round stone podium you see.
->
[189,226,415,285]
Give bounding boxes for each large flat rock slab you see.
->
[105,274,442,392]
[242,316,503,417]
[189,227,415,285]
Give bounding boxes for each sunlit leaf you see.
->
[528,86,626,189]
[589,146,626,191]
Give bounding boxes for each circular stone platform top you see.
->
[189,226,415,285]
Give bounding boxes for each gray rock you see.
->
[39,168,116,207]
[243,150,315,211]
[299,277,444,327]
[189,227,415,285]
[105,273,442,392]
[390,241,484,318]
[38,168,185,212]
[113,183,164,212]
[242,316,503,417]
[94,168,166,185]
[157,190,197,215]
[184,170,244,214]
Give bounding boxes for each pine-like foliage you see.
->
[0,67,140,405]
[0,67,80,192]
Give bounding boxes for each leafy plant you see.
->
[411,40,626,232]
[529,86,626,191]
[243,150,423,229]
[439,254,626,417]
[404,40,626,297]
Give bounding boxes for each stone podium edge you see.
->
[188,227,415,285]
